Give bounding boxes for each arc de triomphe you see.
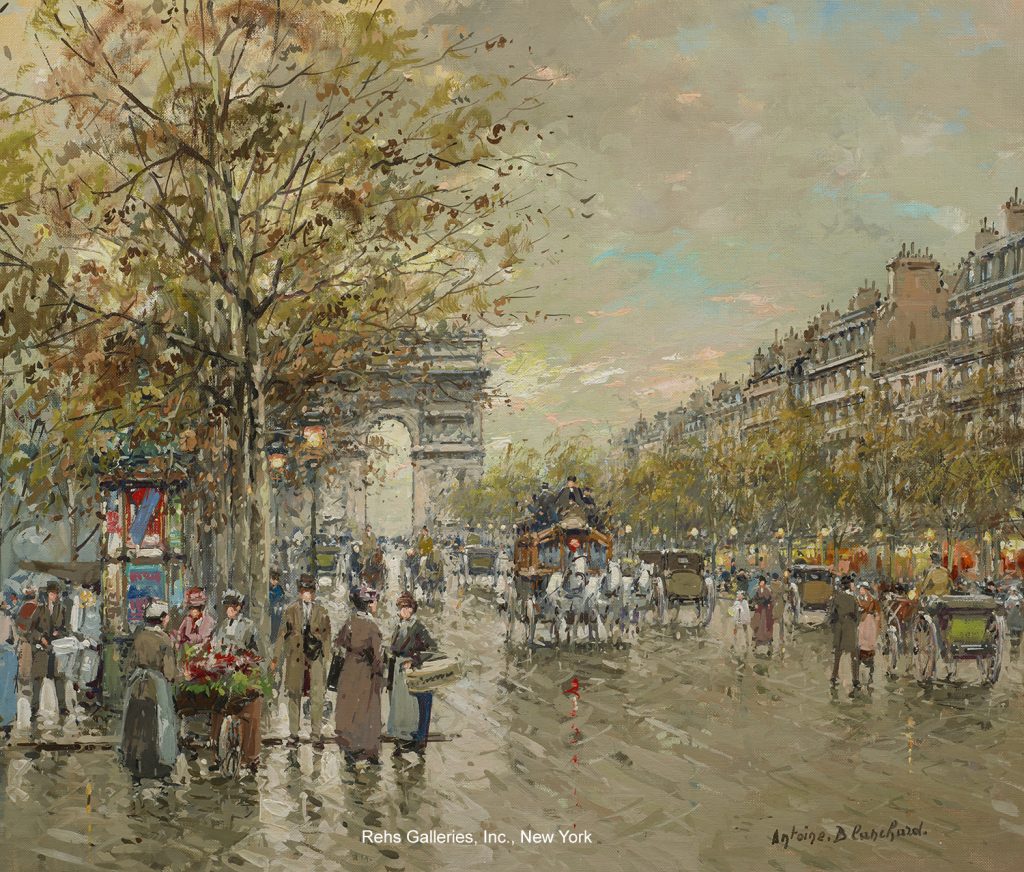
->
[327,331,487,533]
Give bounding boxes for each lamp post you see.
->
[819,526,831,567]
[303,420,327,576]
[267,439,287,574]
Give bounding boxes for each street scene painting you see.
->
[1,1,1023,871]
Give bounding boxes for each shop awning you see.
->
[19,560,103,586]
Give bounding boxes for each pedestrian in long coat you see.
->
[828,577,860,691]
[14,586,38,691]
[272,574,331,744]
[752,578,774,650]
[119,601,178,780]
[334,586,384,764]
[27,581,71,721]
[0,602,18,738]
[770,571,789,645]
[386,591,437,752]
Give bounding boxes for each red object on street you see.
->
[563,676,580,698]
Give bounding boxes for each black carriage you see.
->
[790,564,837,615]
[911,594,1006,685]
[637,549,715,625]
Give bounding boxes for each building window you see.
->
[966,320,975,339]
[982,312,994,335]
[983,259,993,281]
[1006,307,1015,327]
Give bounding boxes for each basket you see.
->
[176,688,261,716]
[404,656,462,694]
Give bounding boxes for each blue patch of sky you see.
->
[960,41,1005,57]
[810,184,939,220]
[591,237,739,303]
[676,24,714,55]
[752,2,919,43]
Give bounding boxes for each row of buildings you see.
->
[621,188,1024,456]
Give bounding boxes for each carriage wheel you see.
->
[979,614,1007,686]
[217,714,242,778]
[912,614,938,682]
[885,621,902,677]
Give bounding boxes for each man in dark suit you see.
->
[27,580,70,722]
[828,576,860,693]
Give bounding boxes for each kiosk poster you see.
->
[1,3,1023,872]
[126,564,165,627]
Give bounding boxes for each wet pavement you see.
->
[2,569,1024,872]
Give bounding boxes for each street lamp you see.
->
[267,438,288,572]
[303,417,328,576]
[729,525,738,538]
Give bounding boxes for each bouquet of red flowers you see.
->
[179,645,273,699]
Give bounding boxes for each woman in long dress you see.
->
[0,601,18,740]
[334,586,384,764]
[752,577,775,652]
[386,591,437,754]
[857,582,882,685]
[119,600,178,781]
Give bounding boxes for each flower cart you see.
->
[177,646,272,776]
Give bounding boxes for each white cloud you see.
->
[581,367,625,385]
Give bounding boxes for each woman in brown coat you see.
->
[334,586,384,764]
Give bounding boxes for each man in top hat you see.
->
[828,575,861,694]
[26,580,71,722]
[273,573,332,746]
[554,475,585,517]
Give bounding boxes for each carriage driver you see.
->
[919,552,952,599]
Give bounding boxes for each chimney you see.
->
[976,216,1000,250]
[1004,187,1024,236]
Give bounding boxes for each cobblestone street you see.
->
[3,567,1024,872]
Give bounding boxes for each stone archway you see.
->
[327,332,487,535]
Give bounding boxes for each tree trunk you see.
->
[245,340,271,647]
[214,445,232,603]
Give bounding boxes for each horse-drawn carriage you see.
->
[882,589,1007,684]
[466,545,500,579]
[789,564,837,619]
[512,508,613,645]
[415,552,446,606]
[636,549,715,626]
[911,594,1006,684]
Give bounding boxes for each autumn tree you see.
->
[1,1,566,621]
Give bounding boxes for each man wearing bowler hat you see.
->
[26,580,71,722]
[273,573,331,746]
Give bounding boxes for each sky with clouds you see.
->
[401,0,1024,456]
[3,1,1024,459]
